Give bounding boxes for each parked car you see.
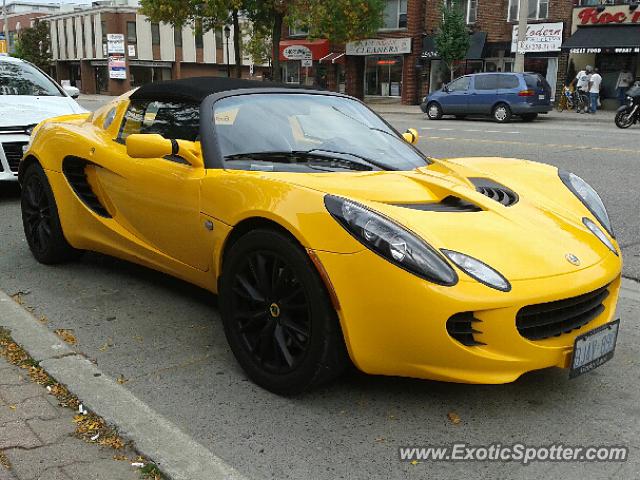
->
[20,77,621,394]
[421,72,552,122]
[0,56,85,182]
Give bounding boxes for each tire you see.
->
[615,110,635,129]
[21,163,81,264]
[219,229,348,395]
[426,102,443,120]
[521,113,538,122]
[492,103,512,123]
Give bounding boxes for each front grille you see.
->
[447,312,485,346]
[1,142,27,172]
[470,178,518,207]
[516,285,610,340]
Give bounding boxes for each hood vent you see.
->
[394,196,481,212]
[62,156,111,218]
[470,178,518,207]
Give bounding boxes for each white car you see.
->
[0,56,86,182]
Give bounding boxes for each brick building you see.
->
[45,2,268,96]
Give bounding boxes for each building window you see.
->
[174,26,182,47]
[151,22,160,45]
[381,0,407,30]
[288,24,308,37]
[101,20,107,44]
[195,32,203,49]
[214,28,222,49]
[508,0,548,21]
[89,17,94,57]
[127,21,137,44]
[444,0,478,24]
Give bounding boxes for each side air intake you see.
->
[62,157,111,218]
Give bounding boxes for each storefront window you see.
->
[281,62,300,84]
[364,55,403,96]
[381,0,408,29]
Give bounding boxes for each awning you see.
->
[279,39,330,62]
[319,52,345,64]
[421,32,487,60]
[562,25,640,53]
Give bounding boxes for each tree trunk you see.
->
[271,12,283,82]
[232,9,242,78]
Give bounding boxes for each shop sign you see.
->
[128,44,136,57]
[346,38,411,56]
[107,33,125,54]
[108,54,126,80]
[283,45,312,60]
[570,47,640,54]
[511,22,563,53]
[301,58,312,67]
[576,6,640,26]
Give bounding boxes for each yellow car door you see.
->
[92,100,211,272]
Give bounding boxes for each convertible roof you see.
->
[129,76,303,103]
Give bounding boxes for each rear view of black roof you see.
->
[129,76,303,103]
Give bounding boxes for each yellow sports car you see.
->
[20,77,622,394]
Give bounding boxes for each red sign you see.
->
[578,7,640,25]
[278,39,330,62]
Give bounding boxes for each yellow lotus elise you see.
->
[19,77,622,394]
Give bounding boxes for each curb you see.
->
[0,290,249,480]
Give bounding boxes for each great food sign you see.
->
[575,6,640,26]
[511,22,564,53]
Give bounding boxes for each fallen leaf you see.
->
[38,316,48,324]
[8,405,16,410]
[116,374,128,385]
[54,329,77,345]
[410,460,419,466]
[374,437,385,443]
[113,455,128,461]
[447,411,461,425]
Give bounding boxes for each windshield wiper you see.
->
[306,149,397,171]
[224,151,376,171]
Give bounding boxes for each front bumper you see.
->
[0,134,29,182]
[316,248,621,384]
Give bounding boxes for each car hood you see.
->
[0,96,86,128]
[263,160,612,281]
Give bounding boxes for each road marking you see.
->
[420,127,521,135]
[426,136,640,155]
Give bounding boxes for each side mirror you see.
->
[63,85,80,99]
[126,134,204,168]
[442,84,449,93]
[402,128,419,145]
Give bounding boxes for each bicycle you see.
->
[556,86,575,112]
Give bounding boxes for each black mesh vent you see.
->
[470,178,518,207]
[2,142,27,172]
[394,196,482,212]
[62,157,111,218]
[516,285,610,340]
[447,312,485,346]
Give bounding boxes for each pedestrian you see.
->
[615,67,634,105]
[588,67,602,114]
[573,65,591,113]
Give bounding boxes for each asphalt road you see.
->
[1,107,639,480]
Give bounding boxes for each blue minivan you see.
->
[421,72,552,122]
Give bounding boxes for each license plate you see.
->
[569,319,619,379]
[538,95,545,100]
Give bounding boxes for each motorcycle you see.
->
[615,86,640,129]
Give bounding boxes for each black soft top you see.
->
[129,76,303,103]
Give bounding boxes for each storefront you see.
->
[278,39,330,87]
[563,5,640,107]
[346,37,412,98]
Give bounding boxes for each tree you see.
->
[141,0,385,82]
[434,4,470,81]
[13,20,51,72]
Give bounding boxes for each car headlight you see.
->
[583,217,618,256]
[441,250,511,292]
[324,195,458,286]
[559,170,613,237]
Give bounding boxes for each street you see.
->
[0,104,639,480]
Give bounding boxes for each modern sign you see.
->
[108,54,126,79]
[575,6,640,26]
[511,22,564,53]
[346,38,412,56]
[107,33,125,54]
[283,45,312,60]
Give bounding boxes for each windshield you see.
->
[0,61,63,96]
[213,93,429,171]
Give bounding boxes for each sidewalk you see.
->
[0,354,143,480]
[367,101,618,124]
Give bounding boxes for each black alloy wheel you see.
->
[220,229,348,395]
[21,163,80,264]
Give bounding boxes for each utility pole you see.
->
[513,0,529,72]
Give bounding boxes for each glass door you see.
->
[365,55,403,96]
